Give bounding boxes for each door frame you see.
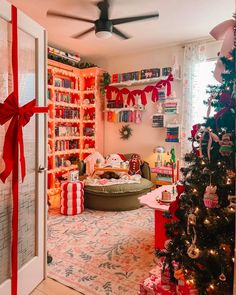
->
[0,1,47,294]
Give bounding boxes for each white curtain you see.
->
[180,42,206,162]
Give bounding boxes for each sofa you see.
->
[81,153,153,211]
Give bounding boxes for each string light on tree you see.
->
[155,35,235,294]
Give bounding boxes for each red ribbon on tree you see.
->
[0,6,48,295]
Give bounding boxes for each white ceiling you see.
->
[9,0,235,60]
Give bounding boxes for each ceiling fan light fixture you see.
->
[95,19,112,39]
[95,30,112,39]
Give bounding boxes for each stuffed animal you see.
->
[105,153,126,167]
[128,153,142,175]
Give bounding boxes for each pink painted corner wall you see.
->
[96,45,184,169]
[91,42,221,171]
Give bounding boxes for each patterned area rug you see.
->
[47,207,156,295]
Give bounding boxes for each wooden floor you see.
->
[30,278,80,295]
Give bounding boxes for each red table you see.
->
[139,185,177,250]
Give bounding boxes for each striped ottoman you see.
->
[60,181,84,215]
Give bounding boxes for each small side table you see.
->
[139,185,177,250]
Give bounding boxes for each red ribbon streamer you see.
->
[0,6,48,295]
[106,73,173,106]
[214,107,230,129]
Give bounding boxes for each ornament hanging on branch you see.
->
[119,124,133,140]
[219,133,233,156]
[219,272,227,281]
[203,185,219,208]
[187,228,200,259]
[227,195,236,213]
[187,243,201,259]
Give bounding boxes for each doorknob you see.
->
[38,165,47,173]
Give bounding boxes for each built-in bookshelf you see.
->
[47,60,104,197]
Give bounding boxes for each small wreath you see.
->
[119,124,133,140]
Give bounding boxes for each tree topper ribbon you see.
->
[210,19,235,83]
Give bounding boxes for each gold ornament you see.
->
[187,244,200,259]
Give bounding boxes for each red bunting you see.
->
[0,6,48,295]
[106,73,173,106]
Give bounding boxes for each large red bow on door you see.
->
[0,6,48,295]
[0,95,47,182]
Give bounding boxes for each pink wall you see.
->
[91,41,221,170]
[95,45,184,169]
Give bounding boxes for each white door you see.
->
[0,1,46,295]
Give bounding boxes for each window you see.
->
[192,59,219,125]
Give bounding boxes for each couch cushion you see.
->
[84,177,153,195]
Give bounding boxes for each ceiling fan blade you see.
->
[47,10,94,24]
[111,12,159,25]
[113,26,130,39]
[97,0,110,20]
[72,27,94,38]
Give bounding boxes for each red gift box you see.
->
[139,275,160,295]
[155,282,176,294]
[176,280,198,295]
[149,264,162,277]
[161,267,171,285]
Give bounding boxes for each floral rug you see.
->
[47,207,156,295]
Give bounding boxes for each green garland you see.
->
[48,52,97,69]
[119,124,133,140]
[100,72,111,94]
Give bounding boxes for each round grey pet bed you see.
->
[84,178,153,211]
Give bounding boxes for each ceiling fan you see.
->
[47,0,159,40]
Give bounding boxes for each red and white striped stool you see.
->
[60,181,84,215]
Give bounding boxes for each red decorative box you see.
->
[139,275,160,295]
[161,268,171,285]
[149,264,161,277]
[155,282,176,294]
[176,280,198,295]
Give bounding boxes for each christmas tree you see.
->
[156,47,235,294]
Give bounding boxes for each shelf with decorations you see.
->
[105,71,176,124]
[47,59,104,199]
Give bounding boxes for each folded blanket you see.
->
[85,174,141,187]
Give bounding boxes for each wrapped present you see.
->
[155,282,176,294]
[161,267,171,285]
[176,280,198,295]
[139,275,160,294]
[149,264,162,277]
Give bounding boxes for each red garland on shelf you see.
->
[105,73,173,106]
[0,6,48,295]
